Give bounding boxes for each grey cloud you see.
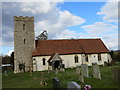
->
[2,2,86,47]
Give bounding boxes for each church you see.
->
[14,16,112,73]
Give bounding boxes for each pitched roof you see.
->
[47,53,63,62]
[32,38,110,56]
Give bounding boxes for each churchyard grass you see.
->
[2,64,120,88]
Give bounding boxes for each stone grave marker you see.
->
[62,64,65,72]
[78,74,84,83]
[81,64,89,77]
[75,66,80,75]
[29,66,32,76]
[78,68,84,83]
[48,66,50,74]
[40,72,45,86]
[60,68,65,73]
[39,72,47,86]
[62,68,65,72]
[53,78,60,90]
[5,70,8,76]
[60,64,65,73]
[55,68,58,75]
[92,64,101,80]
[48,66,52,74]
[67,81,81,90]
[112,68,120,82]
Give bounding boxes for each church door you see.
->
[53,60,60,70]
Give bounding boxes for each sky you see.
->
[1,0,118,56]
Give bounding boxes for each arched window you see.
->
[24,39,25,44]
[23,24,25,30]
[74,55,78,63]
[98,54,101,61]
[85,54,88,62]
[43,58,46,65]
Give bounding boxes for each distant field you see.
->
[2,64,120,89]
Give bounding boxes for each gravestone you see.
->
[62,64,65,72]
[5,70,8,76]
[29,66,32,76]
[112,68,120,82]
[48,66,52,74]
[78,68,84,83]
[48,66,50,74]
[55,68,58,75]
[75,66,80,75]
[92,64,101,80]
[67,82,81,90]
[81,64,89,77]
[40,72,44,86]
[53,78,60,90]
[60,68,65,72]
[60,64,65,72]
[62,68,65,73]
[78,74,84,83]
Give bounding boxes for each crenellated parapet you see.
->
[14,16,34,22]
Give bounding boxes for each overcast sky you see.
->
[1,0,118,55]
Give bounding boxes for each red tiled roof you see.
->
[32,38,110,56]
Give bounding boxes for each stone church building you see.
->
[14,16,112,73]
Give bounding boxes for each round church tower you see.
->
[14,16,35,73]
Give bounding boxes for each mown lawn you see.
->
[2,64,120,89]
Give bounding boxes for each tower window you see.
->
[74,55,78,63]
[24,39,25,44]
[98,54,101,61]
[43,58,46,65]
[23,24,25,30]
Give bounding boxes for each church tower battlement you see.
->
[14,16,34,21]
[14,16,35,73]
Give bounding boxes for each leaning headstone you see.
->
[67,82,81,90]
[53,78,60,90]
[81,64,89,77]
[92,64,101,80]
[79,74,84,83]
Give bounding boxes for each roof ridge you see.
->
[36,38,101,41]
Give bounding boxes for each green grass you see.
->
[2,65,120,88]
